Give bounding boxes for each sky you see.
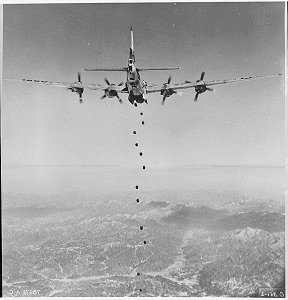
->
[2,3,285,167]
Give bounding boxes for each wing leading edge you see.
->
[147,73,283,94]
[4,77,105,91]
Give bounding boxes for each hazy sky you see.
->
[3,3,285,167]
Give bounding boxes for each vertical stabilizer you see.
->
[130,27,134,52]
[129,27,135,63]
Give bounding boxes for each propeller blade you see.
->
[185,80,192,83]
[79,93,83,103]
[194,93,199,102]
[116,93,123,103]
[78,72,81,83]
[200,71,205,81]
[104,78,110,85]
[100,94,107,99]
[167,75,172,84]
[78,90,83,102]
[161,96,166,105]
[118,82,124,86]
[207,87,215,92]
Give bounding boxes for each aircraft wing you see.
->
[202,74,283,87]
[4,78,105,91]
[146,83,195,93]
[4,78,74,88]
[87,84,129,93]
[147,73,282,93]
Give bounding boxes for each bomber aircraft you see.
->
[5,27,282,105]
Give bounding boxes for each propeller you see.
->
[116,94,123,104]
[200,71,205,81]
[77,71,82,83]
[186,72,215,102]
[66,72,84,103]
[77,72,83,103]
[101,78,124,103]
[161,96,167,105]
[161,75,174,105]
[104,78,124,87]
[167,75,172,85]
[194,72,205,102]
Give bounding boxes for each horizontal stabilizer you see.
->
[81,68,127,72]
[137,67,181,71]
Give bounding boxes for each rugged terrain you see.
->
[2,188,285,297]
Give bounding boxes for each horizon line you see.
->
[2,163,285,168]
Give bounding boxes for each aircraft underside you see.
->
[128,92,147,105]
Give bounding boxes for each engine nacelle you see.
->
[105,89,118,98]
[195,84,207,94]
[70,87,84,95]
[160,86,175,98]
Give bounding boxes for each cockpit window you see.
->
[128,59,133,65]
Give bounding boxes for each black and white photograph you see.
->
[2,2,285,297]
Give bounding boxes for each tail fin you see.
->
[130,27,134,52]
[129,27,135,62]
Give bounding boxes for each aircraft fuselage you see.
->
[126,28,147,105]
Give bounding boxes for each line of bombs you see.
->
[133,112,146,289]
